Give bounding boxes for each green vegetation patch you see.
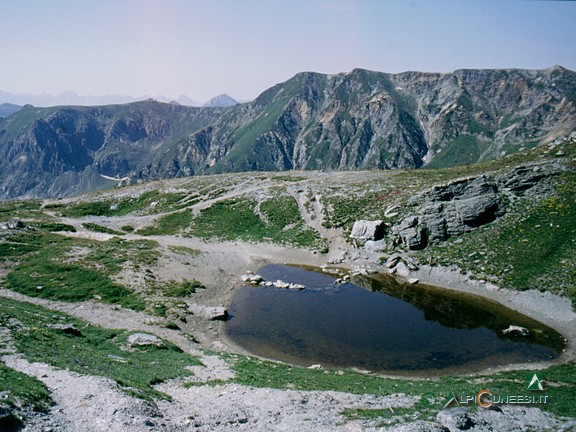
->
[0,230,67,261]
[223,355,576,419]
[168,245,201,256]
[272,175,307,182]
[0,200,43,223]
[323,188,404,229]
[6,258,145,310]
[82,222,125,236]
[260,196,302,227]
[32,222,76,232]
[188,198,265,240]
[44,200,116,217]
[0,297,201,401]
[426,135,481,169]
[137,210,193,236]
[82,237,160,275]
[0,362,52,412]
[1,231,148,311]
[188,197,324,248]
[153,279,204,298]
[44,190,189,217]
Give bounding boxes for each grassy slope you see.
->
[0,297,201,401]
[1,231,150,311]
[0,139,575,423]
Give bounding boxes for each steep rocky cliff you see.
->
[0,66,574,199]
[186,66,575,174]
[0,101,223,199]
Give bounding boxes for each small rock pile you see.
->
[241,272,305,290]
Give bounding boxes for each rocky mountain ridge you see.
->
[1,66,575,199]
[0,103,21,118]
[0,101,224,199]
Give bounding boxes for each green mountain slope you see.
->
[1,66,575,199]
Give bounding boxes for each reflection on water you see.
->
[226,264,565,375]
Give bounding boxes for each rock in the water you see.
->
[407,278,419,285]
[127,333,164,347]
[272,280,305,290]
[350,220,386,243]
[502,325,530,337]
[241,274,263,284]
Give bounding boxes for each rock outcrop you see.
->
[394,176,506,249]
[0,220,26,230]
[502,325,530,337]
[126,333,164,347]
[360,160,566,252]
[45,323,84,337]
[350,220,386,243]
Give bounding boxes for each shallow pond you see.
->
[226,265,565,375]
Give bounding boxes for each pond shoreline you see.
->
[402,264,576,365]
[220,262,574,378]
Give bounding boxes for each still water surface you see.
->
[226,265,565,375]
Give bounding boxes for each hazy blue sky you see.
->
[1,0,575,102]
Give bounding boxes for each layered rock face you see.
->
[398,176,506,249]
[1,66,575,199]
[389,160,566,250]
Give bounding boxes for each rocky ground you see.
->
[2,227,575,431]
[1,143,576,431]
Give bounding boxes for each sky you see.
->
[1,0,575,103]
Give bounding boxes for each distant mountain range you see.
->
[0,90,240,108]
[0,66,574,199]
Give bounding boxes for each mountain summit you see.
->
[0,67,575,199]
[203,94,239,108]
